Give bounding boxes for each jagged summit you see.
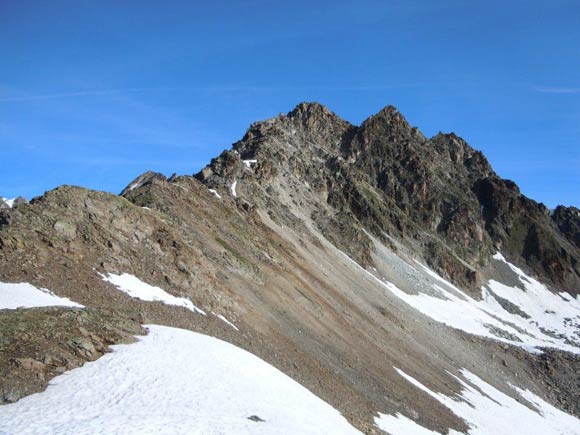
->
[120,171,167,196]
[192,102,580,293]
[361,104,405,125]
[287,101,334,118]
[250,102,415,136]
[288,102,411,133]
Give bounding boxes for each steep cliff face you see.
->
[553,205,580,249]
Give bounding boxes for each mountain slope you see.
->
[0,102,579,434]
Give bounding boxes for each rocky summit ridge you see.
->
[196,101,580,294]
[1,102,579,434]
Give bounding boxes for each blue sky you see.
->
[1,0,579,207]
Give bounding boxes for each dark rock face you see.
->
[196,102,580,293]
[474,179,580,292]
[552,206,580,249]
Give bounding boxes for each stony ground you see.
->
[0,307,144,404]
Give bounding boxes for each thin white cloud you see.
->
[535,87,580,94]
[0,87,182,102]
[0,83,422,103]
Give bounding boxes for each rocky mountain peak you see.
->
[283,101,354,149]
[121,171,167,196]
[365,104,402,121]
[192,102,580,293]
[287,101,333,119]
[352,105,426,158]
[360,105,412,132]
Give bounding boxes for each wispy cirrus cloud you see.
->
[0,87,192,103]
[535,87,580,94]
[0,83,423,103]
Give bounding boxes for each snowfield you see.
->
[0,324,362,435]
[399,255,580,353]
[101,272,206,315]
[343,250,580,354]
[376,367,580,435]
[0,282,83,310]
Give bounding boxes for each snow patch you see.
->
[404,259,579,353]
[208,188,222,199]
[487,252,580,349]
[127,182,141,192]
[376,368,580,435]
[0,324,361,435]
[231,180,238,197]
[492,251,505,261]
[243,159,258,169]
[212,311,239,331]
[0,282,83,309]
[101,273,205,315]
[1,197,16,208]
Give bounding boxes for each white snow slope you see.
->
[101,272,206,315]
[376,368,580,435]
[397,254,580,353]
[0,324,362,435]
[0,282,83,310]
[346,250,580,354]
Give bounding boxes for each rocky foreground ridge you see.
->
[0,103,579,434]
